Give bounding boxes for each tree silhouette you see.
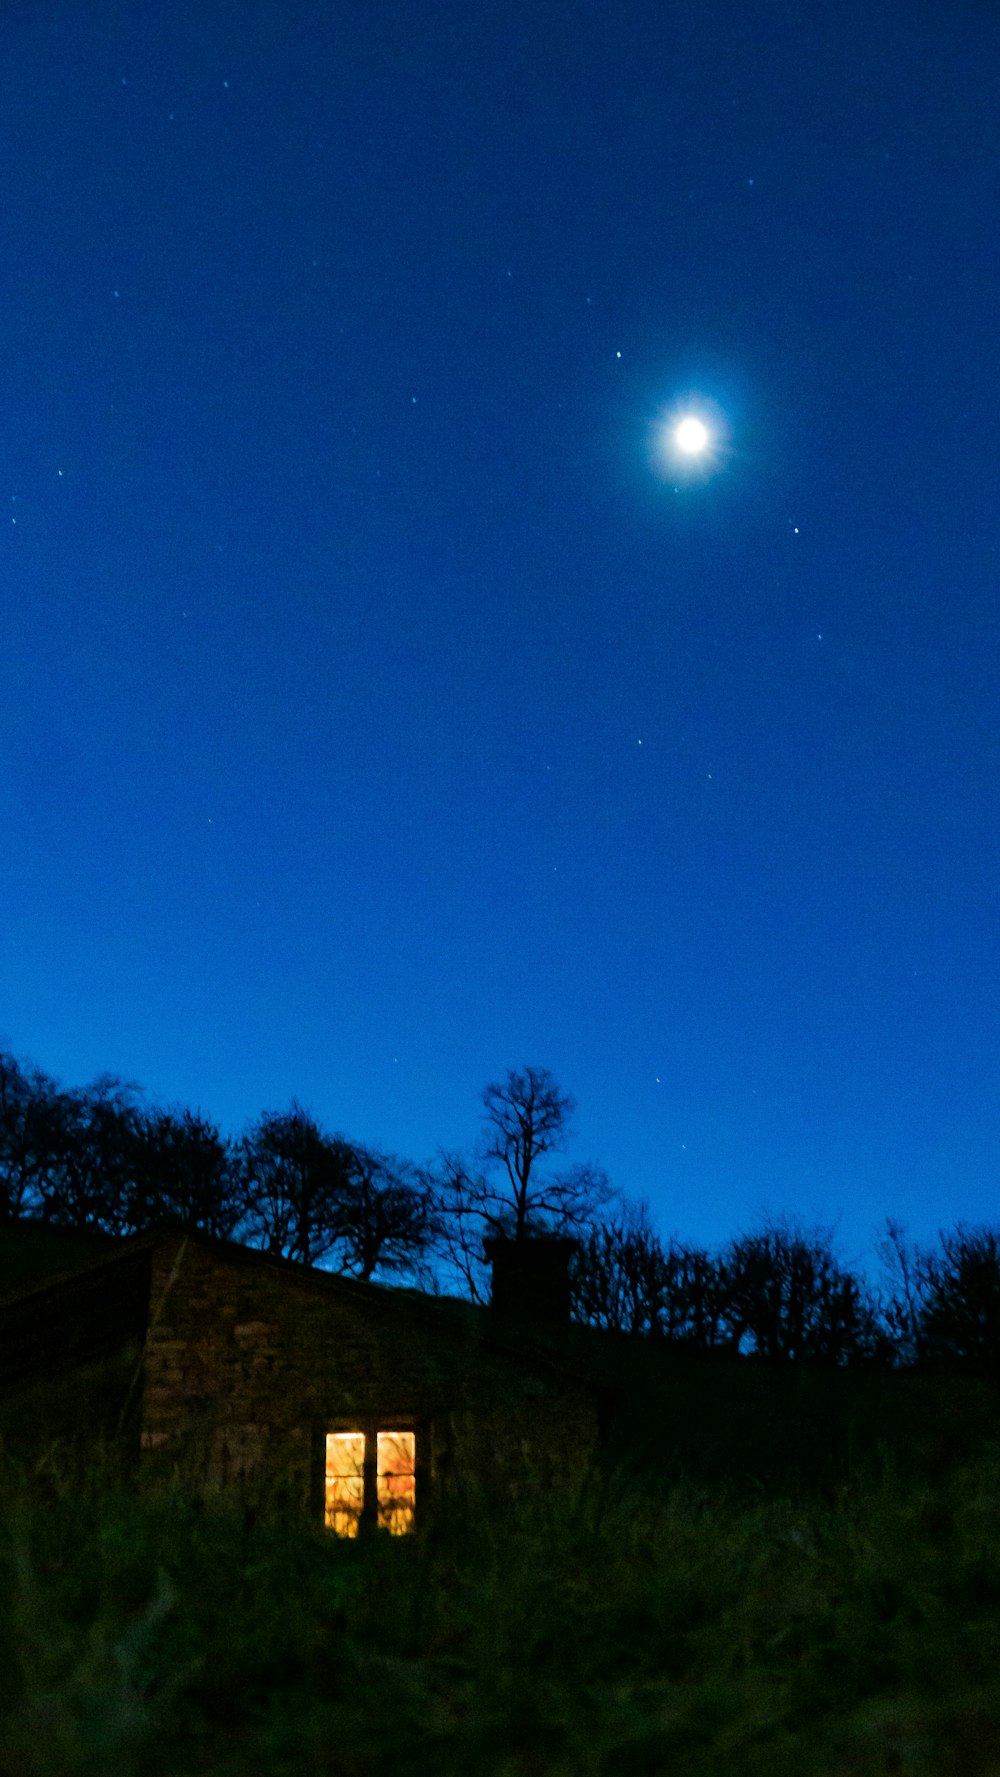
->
[571,1207,736,1350]
[331,1146,435,1282]
[722,1219,879,1365]
[236,1107,432,1280]
[431,1066,612,1301]
[237,1103,355,1266]
[875,1218,925,1365]
[0,1051,64,1222]
[129,1107,241,1239]
[37,1075,144,1234]
[918,1225,1000,1370]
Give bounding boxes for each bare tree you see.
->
[237,1107,433,1279]
[918,1224,1000,1370]
[237,1103,355,1266]
[475,1064,611,1236]
[430,1066,613,1300]
[570,1216,642,1334]
[479,1067,578,1237]
[427,1149,494,1303]
[875,1218,924,1365]
[722,1218,880,1365]
[671,1244,740,1354]
[129,1107,241,1239]
[571,1204,736,1351]
[331,1146,436,1283]
[571,1202,675,1336]
[37,1075,145,1234]
[0,1052,241,1240]
[0,1051,64,1222]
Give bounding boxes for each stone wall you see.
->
[140,1236,598,1519]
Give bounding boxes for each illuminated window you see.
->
[325,1431,366,1537]
[324,1428,417,1536]
[376,1430,416,1535]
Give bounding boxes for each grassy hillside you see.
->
[3,1243,999,1774]
[2,1414,1000,1776]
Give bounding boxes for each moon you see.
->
[674,415,710,455]
[650,396,727,481]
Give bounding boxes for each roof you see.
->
[0,1225,599,1391]
[0,1220,116,1301]
[0,1236,152,1396]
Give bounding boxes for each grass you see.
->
[2,1432,1000,1776]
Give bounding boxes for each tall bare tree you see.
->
[431,1066,612,1300]
[478,1065,611,1236]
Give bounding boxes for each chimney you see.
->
[483,1235,579,1327]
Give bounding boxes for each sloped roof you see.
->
[0,1220,116,1301]
[0,1225,598,1390]
[0,1235,153,1396]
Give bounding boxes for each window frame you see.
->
[316,1416,427,1536]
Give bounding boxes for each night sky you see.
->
[3,1,999,1266]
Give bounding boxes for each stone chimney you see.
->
[483,1235,579,1327]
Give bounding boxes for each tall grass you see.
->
[2,1436,1000,1777]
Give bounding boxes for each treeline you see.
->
[0,1056,614,1296]
[0,1051,435,1282]
[1,1049,998,1371]
[573,1211,1000,1372]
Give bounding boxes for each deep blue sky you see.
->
[3,0,999,1266]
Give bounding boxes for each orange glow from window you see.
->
[325,1429,417,1536]
[325,1431,365,1537]
[377,1430,416,1535]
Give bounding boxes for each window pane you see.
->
[325,1431,365,1537]
[376,1430,416,1535]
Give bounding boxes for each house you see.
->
[0,1228,598,1533]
